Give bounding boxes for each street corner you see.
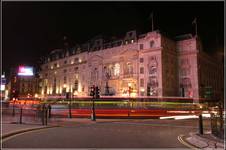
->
[178,132,225,150]
[178,134,200,149]
[2,125,59,141]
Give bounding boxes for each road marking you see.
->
[177,134,199,150]
[2,126,59,143]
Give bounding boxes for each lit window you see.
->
[131,40,134,43]
[51,66,53,69]
[114,63,120,76]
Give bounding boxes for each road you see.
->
[3,118,210,148]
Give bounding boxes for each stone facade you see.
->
[39,30,223,101]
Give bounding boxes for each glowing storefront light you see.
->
[140,88,145,92]
[128,83,132,87]
[34,93,38,98]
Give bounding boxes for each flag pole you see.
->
[195,18,197,37]
[152,12,154,31]
[192,17,197,37]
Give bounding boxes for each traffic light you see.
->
[95,86,100,98]
[90,86,95,97]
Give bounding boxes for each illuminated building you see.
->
[39,30,223,101]
[1,74,7,101]
[8,66,41,99]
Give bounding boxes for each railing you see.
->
[210,104,224,139]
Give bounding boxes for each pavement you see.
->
[178,131,225,149]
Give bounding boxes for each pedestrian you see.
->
[48,104,52,118]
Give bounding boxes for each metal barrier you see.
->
[2,105,50,126]
[210,106,224,139]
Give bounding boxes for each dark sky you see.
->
[2,1,224,78]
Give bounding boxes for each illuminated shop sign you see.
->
[18,66,34,76]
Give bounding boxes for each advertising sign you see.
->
[18,66,34,76]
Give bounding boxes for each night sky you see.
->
[2,1,224,78]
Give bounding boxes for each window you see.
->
[114,63,120,77]
[64,76,67,84]
[63,69,67,73]
[124,62,133,75]
[74,58,79,63]
[140,58,144,63]
[74,79,78,91]
[150,40,154,48]
[140,67,144,74]
[149,66,157,74]
[140,78,144,87]
[64,60,67,64]
[54,63,57,67]
[140,44,143,50]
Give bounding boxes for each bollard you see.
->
[12,102,15,116]
[199,114,203,134]
[19,107,23,124]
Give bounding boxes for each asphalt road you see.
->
[2,118,211,148]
